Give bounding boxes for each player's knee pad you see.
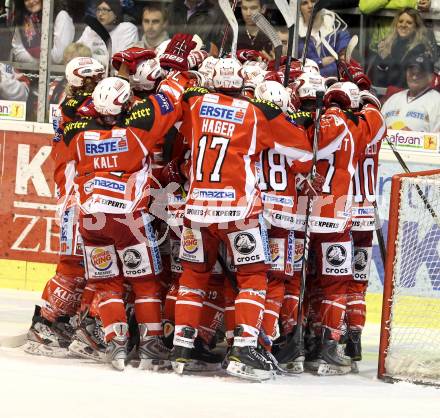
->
[353,245,373,282]
[320,240,353,279]
[117,242,162,280]
[227,226,269,267]
[84,244,120,280]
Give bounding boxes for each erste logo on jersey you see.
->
[199,102,245,124]
[85,137,128,156]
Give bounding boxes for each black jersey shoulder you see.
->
[62,117,98,145]
[288,110,314,129]
[124,97,155,131]
[60,92,91,120]
[182,86,209,102]
[247,98,283,121]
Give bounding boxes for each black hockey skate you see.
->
[317,329,352,376]
[24,306,72,358]
[226,327,273,382]
[170,326,196,374]
[345,329,362,373]
[68,316,107,362]
[184,337,223,372]
[304,334,322,372]
[274,326,305,374]
[106,323,129,371]
[138,324,171,371]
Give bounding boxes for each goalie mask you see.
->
[212,58,244,92]
[92,77,131,116]
[130,58,164,92]
[65,57,105,88]
[254,80,293,113]
[324,81,360,109]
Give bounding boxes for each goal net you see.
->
[378,169,440,386]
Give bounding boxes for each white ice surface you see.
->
[0,289,439,418]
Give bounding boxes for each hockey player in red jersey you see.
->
[25,57,106,358]
[298,81,385,376]
[170,56,347,381]
[347,90,385,366]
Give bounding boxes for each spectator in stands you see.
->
[237,0,273,54]
[367,8,436,87]
[48,43,93,106]
[0,63,29,101]
[297,0,351,77]
[77,0,138,67]
[135,2,169,50]
[167,0,221,54]
[382,53,440,132]
[11,0,75,64]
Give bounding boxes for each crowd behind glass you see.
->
[0,0,438,133]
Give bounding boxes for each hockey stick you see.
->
[301,0,321,66]
[218,0,239,58]
[273,0,296,87]
[84,15,112,76]
[218,0,239,57]
[251,12,283,71]
[276,90,325,362]
[337,36,388,266]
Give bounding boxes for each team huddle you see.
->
[23,31,386,382]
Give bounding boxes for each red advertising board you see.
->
[0,130,59,264]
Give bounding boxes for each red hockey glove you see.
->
[77,98,99,118]
[112,47,156,74]
[301,173,325,197]
[188,49,209,69]
[359,90,381,110]
[236,49,265,64]
[161,159,184,185]
[160,33,197,72]
[338,58,372,91]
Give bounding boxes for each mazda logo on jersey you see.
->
[354,248,368,271]
[233,232,257,255]
[326,244,347,267]
[123,249,142,269]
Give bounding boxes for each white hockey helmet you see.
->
[324,81,360,109]
[293,72,326,100]
[254,80,291,113]
[302,58,320,74]
[130,57,164,92]
[65,57,105,88]
[198,56,219,89]
[212,58,244,91]
[241,62,267,90]
[92,77,131,116]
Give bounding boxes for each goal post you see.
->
[378,169,440,386]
